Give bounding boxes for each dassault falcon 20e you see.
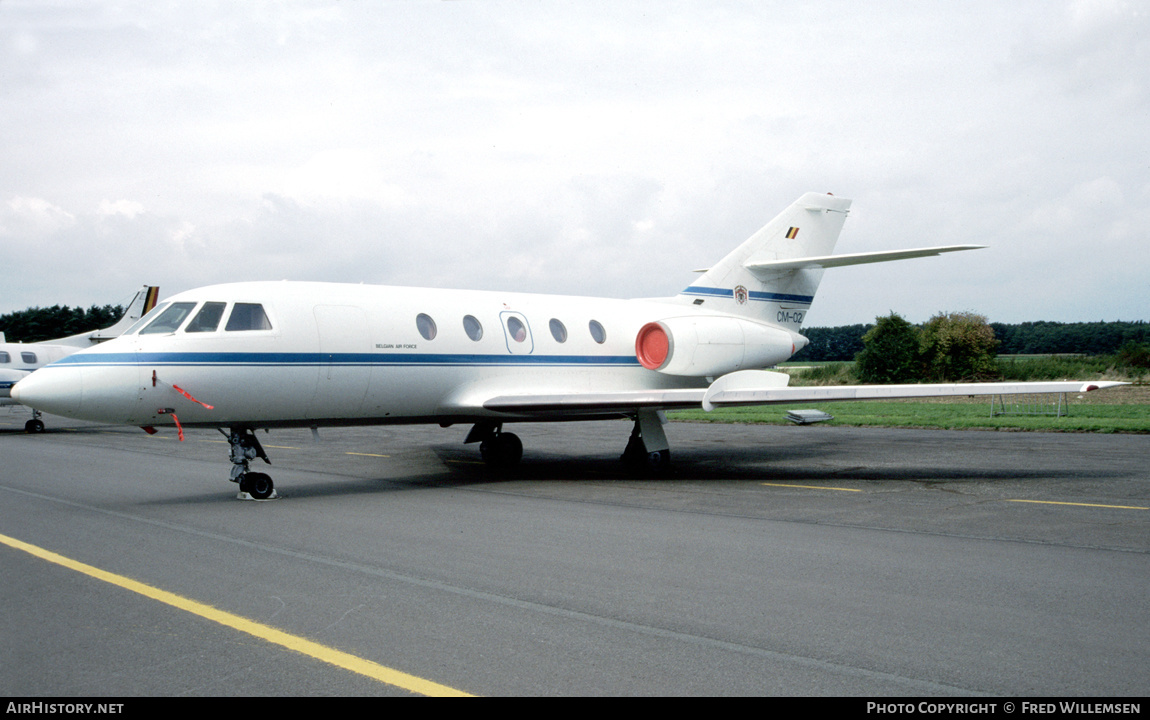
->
[12,193,1123,498]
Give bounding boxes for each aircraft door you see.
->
[499,311,534,355]
[309,305,371,418]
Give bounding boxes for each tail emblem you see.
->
[734,286,749,305]
[785,227,800,239]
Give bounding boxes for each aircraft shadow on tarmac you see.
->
[8,420,1121,503]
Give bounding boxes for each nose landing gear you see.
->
[24,410,45,434]
[222,427,276,500]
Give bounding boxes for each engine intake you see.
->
[635,316,799,377]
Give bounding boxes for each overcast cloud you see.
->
[2,1,1147,327]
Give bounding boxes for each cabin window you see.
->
[589,320,607,344]
[21,352,37,364]
[225,303,273,331]
[416,313,437,341]
[140,302,198,334]
[506,316,527,343]
[185,302,227,333]
[463,315,483,341]
[549,319,567,343]
[0,352,9,363]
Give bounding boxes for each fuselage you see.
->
[0,342,75,405]
[13,281,803,429]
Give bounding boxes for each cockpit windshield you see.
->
[124,302,169,335]
[185,302,227,333]
[139,302,198,335]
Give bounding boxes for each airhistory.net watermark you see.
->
[6,704,123,715]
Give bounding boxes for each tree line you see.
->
[0,304,125,343]
[795,319,1150,362]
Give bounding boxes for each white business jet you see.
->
[1,286,158,432]
[12,194,1122,498]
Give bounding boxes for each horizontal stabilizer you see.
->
[744,245,984,277]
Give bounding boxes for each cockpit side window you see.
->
[185,302,227,333]
[225,303,273,331]
[139,302,198,335]
[125,302,169,335]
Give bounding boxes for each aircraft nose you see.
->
[11,365,84,417]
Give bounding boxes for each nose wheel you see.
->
[24,410,45,434]
[223,427,276,500]
[239,471,275,500]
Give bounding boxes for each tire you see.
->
[481,433,522,469]
[244,472,275,500]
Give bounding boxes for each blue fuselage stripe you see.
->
[51,352,641,368]
[681,286,813,304]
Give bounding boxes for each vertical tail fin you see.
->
[50,285,160,347]
[91,285,159,341]
[678,193,851,332]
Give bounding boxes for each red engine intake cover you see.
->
[635,322,670,370]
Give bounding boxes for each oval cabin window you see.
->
[463,315,483,341]
[589,320,607,344]
[416,313,437,341]
[549,318,567,343]
[506,316,527,343]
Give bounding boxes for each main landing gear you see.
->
[465,422,523,470]
[620,409,672,475]
[466,409,672,475]
[222,427,276,500]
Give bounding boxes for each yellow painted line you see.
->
[265,445,300,450]
[0,532,473,697]
[347,452,391,458]
[761,482,862,492]
[1006,499,1148,511]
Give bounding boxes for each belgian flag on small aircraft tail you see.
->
[785,227,799,239]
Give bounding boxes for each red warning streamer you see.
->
[171,384,214,410]
[150,371,213,442]
[155,410,185,441]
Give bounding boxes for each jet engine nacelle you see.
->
[635,316,800,377]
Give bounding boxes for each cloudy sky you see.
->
[2,1,1147,327]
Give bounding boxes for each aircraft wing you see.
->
[700,371,1127,411]
[479,371,1126,417]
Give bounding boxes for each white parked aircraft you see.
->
[12,194,1122,498]
[1,286,158,432]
